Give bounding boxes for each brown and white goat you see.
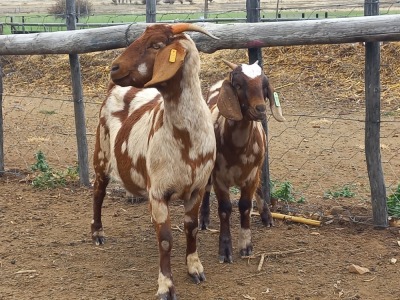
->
[199,60,285,263]
[91,23,218,300]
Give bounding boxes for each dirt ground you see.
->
[1,1,400,300]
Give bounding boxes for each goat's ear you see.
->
[144,43,187,87]
[217,80,243,121]
[265,78,285,122]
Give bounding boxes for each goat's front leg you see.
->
[185,189,206,284]
[199,177,212,230]
[150,198,176,300]
[91,169,109,245]
[214,180,233,263]
[238,186,256,257]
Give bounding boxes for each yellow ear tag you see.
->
[169,49,177,63]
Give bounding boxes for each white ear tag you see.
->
[273,92,281,107]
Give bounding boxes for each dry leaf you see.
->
[390,258,397,264]
[348,264,370,274]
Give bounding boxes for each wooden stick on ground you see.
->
[257,253,265,271]
[271,212,321,226]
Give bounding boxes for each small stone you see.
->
[348,264,370,274]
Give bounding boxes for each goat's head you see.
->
[217,60,285,122]
[110,23,218,88]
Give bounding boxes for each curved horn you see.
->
[222,59,238,70]
[171,23,219,40]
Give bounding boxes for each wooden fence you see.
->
[0,0,398,227]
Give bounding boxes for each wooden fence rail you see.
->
[0,14,399,55]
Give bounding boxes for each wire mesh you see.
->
[0,1,399,222]
[1,42,399,222]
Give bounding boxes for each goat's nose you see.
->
[255,105,266,113]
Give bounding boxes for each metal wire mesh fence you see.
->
[1,44,399,216]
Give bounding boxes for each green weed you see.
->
[39,110,57,115]
[324,185,355,199]
[30,151,79,189]
[270,180,305,203]
[387,184,400,218]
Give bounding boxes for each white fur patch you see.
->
[121,141,127,154]
[238,228,252,250]
[138,62,148,76]
[161,240,170,251]
[187,251,204,275]
[184,215,193,224]
[241,154,255,164]
[157,271,173,295]
[241,62,262,79]
[151,200,168,224]
[253,142,260,154]
[246,167,258,183]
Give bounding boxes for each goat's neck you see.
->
[225,118,255,147]
[158,51,206,130]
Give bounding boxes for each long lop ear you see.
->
[217,80,243,121]
[265,79,285,122]
[144,43,187,87]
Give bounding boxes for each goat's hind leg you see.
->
[199,177,212,230]
[185,189,206,284]
[255,185,274,227]
[91,124,111,245]
[91,168,109,245]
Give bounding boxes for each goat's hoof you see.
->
[199,223,208,230]
[92,229,105,245]
[158,291,177,300]
[190,271,206,284]
[219,255,233,264]
[240,246,253,257]
[260,211,274,227]
[94,236,105,245]
[199,216,210,230]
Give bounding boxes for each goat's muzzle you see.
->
[110,63,136,87]
[247,104,266,121]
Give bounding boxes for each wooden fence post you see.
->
[364,0,388,228]
[0,65,4,176]
[247,0,271,205]
[146,0,156,23]
[66,0,90,187]
[204,0,209,19]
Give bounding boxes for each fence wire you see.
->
[1,43,399,221]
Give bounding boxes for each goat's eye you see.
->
[151,42,164,49]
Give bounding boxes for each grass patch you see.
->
[387,184,400,218]
[39,110,57,115]
[30,150,79,189]
[271,180,305,203]
[324,185,355,199]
